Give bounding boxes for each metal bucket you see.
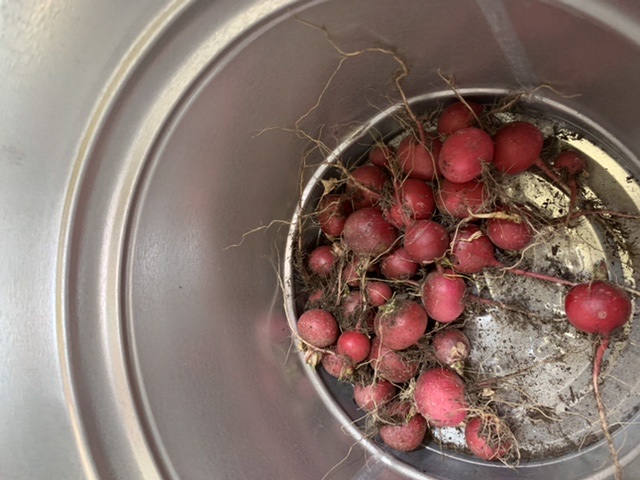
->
[2,1,639,479]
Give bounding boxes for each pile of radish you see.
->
[292,98,636,472]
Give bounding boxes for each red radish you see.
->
[380,247,419,280]
[450,225,499,274]
[414,367,468,427]
[432,329,471,375]
[374,300,428,350]
[492,121,544,175]
[306,288,325,307]
[348,165,388,209]
[379,412,428,452]
[554,150,587,176]
[369,338,420,383]
[321,351,353,379]
[396,136,439,181]
[486,215,534,251]
[438,127,494,183]
[465,415,513,461]
[307,245,335,277]
[437,101,484,136]
[337,330,371,363]
[403,220,450,264]
[365,281,393,307]
[342,256,378,287]
[353,379,397,411]
[385,179,436,229]
[421,270,466,323]
[342,207,398,257]
[369,144,394,169]
[317,194,353,237]
[340,291,373,328]
[435,179,487,219]
[297,309,340,348]
[565,281,631,337]
[565,281,632,479]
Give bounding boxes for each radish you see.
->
[432,329,471,375]
[437,101,484,136]
[396,136,439,181]
[486,215,534,251]
[317,194,353,237]
[297,309,340,348]
[342,207,398,257]
[374,299,428,350]
[465,415,513,461]
[403,219,450,265]
[337,330,371,364]
[435,179,487,219]
[565,281,633,480]
[365,281,393,307]
[369,144,394,169]
[438,127,494,183]
[321,351,353,379]
[339,291,373,328]
[348,165,388,209]
[379,410,428,452]
[492,121,544,175]
[353,379,397,412]
[414,367,468,427]
[385,178,436,229]
[369,338,420,383]
[450,225,499,274]
[307,245,336,277]
[421,270,466,323]
[380,247,419,280]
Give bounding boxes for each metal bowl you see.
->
[3,1,640,479]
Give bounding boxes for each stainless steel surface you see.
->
[2,1,640,479]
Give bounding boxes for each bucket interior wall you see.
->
[90,1,640,479]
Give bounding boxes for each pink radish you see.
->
[438,127,494,183]
[450,225,499,274]
[374,300,428,350]
[385,179,436,229]
[435,179,488,219]
[369,338,420,383]
[369,144,394,169]
[307,245,336,277]
[486,215,534,251]
[353,379,397,412]
[317,194,353,237]
[379,411,428,452]
[437,101,484,136]
[404,219,450,265]
[365,281,393,307]
[321,351,353,379]
[342,207,398,257]
[348,165,388,209]
[492,121,544,175]
[380,247,419,280]
[396,136,439,181]
[465,415,513,461]
[432,329,471,375]
[297,309,340,348]
[414,367,468,427]
[421,270,466,323]
[337,330,371,364]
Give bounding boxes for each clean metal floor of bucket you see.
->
[3,1,640,480]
